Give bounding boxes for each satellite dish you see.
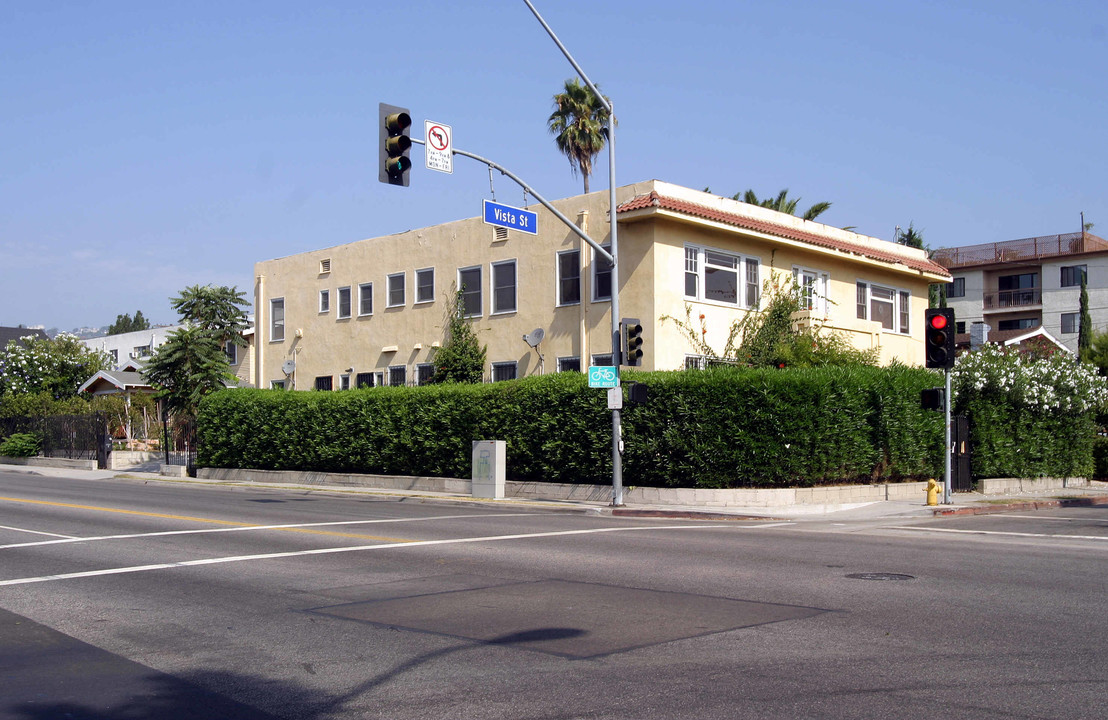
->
[523,328,545,348]
[281,359,296,375]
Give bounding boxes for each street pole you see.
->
[944,368,952,504]
[523,0,623,505]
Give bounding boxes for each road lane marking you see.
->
[0,511,542,550]
[890,526,1108,542]
[0,524,728,588]
[992,514,1108,523]
[0,524,77,539]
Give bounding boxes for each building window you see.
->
[557,250,581,305]
[557,356,581,372]
[417,363,435,385]
[109,349,118,365]
[686,245,759,307]
[337,286,351,319]
[314,376,333,391]
[998,273,1039,307]
[459,266,482,317]
[1061,265,1087,288]
[339,374,351,390]
[997,318,1040,332]
[358,283,373,316]
[591,353,613,366]
[355,372,375,388]
[492,260,517,314]
[416,268,435,304]
[224,341,237,365]
[956,322,966,334]
[270,298,285,341]
[857,281,911,333]
[388,273,405,308]
[1061,312,1079,334]
[388,365,406,386]
[793,267,830,314]
[271,379,286,390]
[593,244,613,302]
[947,277,966,298]
[133,345,152,358]
[685,355,708,370]
[319,289,330,313]
[492,361,517,382]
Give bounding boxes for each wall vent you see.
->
[319,258,331,274]
[493,226,509,242]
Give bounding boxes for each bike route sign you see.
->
[588,365,619,389]
[483,199,538,236]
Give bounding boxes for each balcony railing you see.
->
[983,287,1042,309]
[933,232,1108,269]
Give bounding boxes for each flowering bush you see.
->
[0,334,111,400]
[951,343,1108,415]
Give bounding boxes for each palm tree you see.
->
[735,188,831,222]
[548,78,613,194]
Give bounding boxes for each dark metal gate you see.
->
[951,414,972,492]
[0,413,110,468]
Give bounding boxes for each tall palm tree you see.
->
[735,188,831,222]
[548,78,613,194]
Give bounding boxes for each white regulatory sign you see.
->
[425,121,453,174]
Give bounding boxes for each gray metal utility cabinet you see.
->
[471,440,506,499]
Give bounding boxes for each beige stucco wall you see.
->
[253,181,943,389]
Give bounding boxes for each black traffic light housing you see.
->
[621,318,644,367]
[379,102,412,186]
[920,387,945,411]
[924,308,956,370]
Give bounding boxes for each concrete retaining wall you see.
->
[0,456,98,471]
[197,467,932,507]
[977,477,1088,494]
[110,451,162,470]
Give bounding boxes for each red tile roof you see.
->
[617,191,950,278]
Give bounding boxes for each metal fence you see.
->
[162,417,197,472]
[0,413,110,467]
[933,232,1108,269]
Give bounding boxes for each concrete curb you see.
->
[933,494,1108,516]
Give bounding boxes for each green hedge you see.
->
[960,396,1095,479]
[198,366,950,488]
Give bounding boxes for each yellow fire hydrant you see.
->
[926,478,941,506]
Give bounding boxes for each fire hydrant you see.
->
[926,478,941,506]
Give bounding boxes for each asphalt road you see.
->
[1,470,1106,720]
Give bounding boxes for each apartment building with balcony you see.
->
[932,231,1108,353]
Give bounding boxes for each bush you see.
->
[0,432,41,457]
[198,366,945,488]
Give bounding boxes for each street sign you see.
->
[425,121,452,174]
[588,365,619,389]
[483,199,538,236]
[607,387,623,410]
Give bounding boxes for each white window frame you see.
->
[337,286,351,319]
[557,249,581,306]
[684,244,760,308]
[388,365,407,387]
[269,298,285,342]
[491,361,518,382]
[491,259,517,314]
[856,280,911,334]
[415,267,435,304]
[792,266,830,316]
[339,373,351,390]
[387,272,405,308]
[458,266,482,318]
[358,282,373,316]
[318,289,330,314]
[592,244,613,302]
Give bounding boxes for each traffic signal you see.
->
[920,387,945,411]
[622,318,644,367]
[924,308,956,370]
[379,102,412,186]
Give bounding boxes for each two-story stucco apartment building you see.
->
[251,180,950,390]
[932,231,1108,353]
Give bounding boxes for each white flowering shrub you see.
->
[950,342,1104,478]
[951,343,1108,415]
[0,334,111,400]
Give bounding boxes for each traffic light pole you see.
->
[944,368,952,504]
[524,0,623,505]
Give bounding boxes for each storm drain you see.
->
[846,572,915,581]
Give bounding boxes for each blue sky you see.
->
[2,0,1105,330]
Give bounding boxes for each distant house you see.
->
[0,326,49,348]
[82,323,255,387]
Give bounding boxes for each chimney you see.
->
[970,322,991,350]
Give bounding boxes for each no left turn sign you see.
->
[425,121,453,174]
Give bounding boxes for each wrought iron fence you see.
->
[162,417,197,472]
[0,413,110,467]
[933,232,1107,269]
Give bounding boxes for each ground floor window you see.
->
[417,363,435,385]
[557,356,581,372]
[491,361,517,382]
[388,365,407,387]
[314,376,333,391]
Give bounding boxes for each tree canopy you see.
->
[736,188,831,222]
[0,333,111,400]
[107,310,151,335]
[430,290,487,384]
[548,78,613,195]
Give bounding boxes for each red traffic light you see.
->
[928,313,948,331]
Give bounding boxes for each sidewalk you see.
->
[3,462,1107,522]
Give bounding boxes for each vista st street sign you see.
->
[483,199,538,236]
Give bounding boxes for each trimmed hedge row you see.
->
[198,365,952,488]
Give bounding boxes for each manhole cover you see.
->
[846,572,915,581]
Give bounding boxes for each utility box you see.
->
[472,440,506,499]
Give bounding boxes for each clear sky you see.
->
[3,0,1105,331]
